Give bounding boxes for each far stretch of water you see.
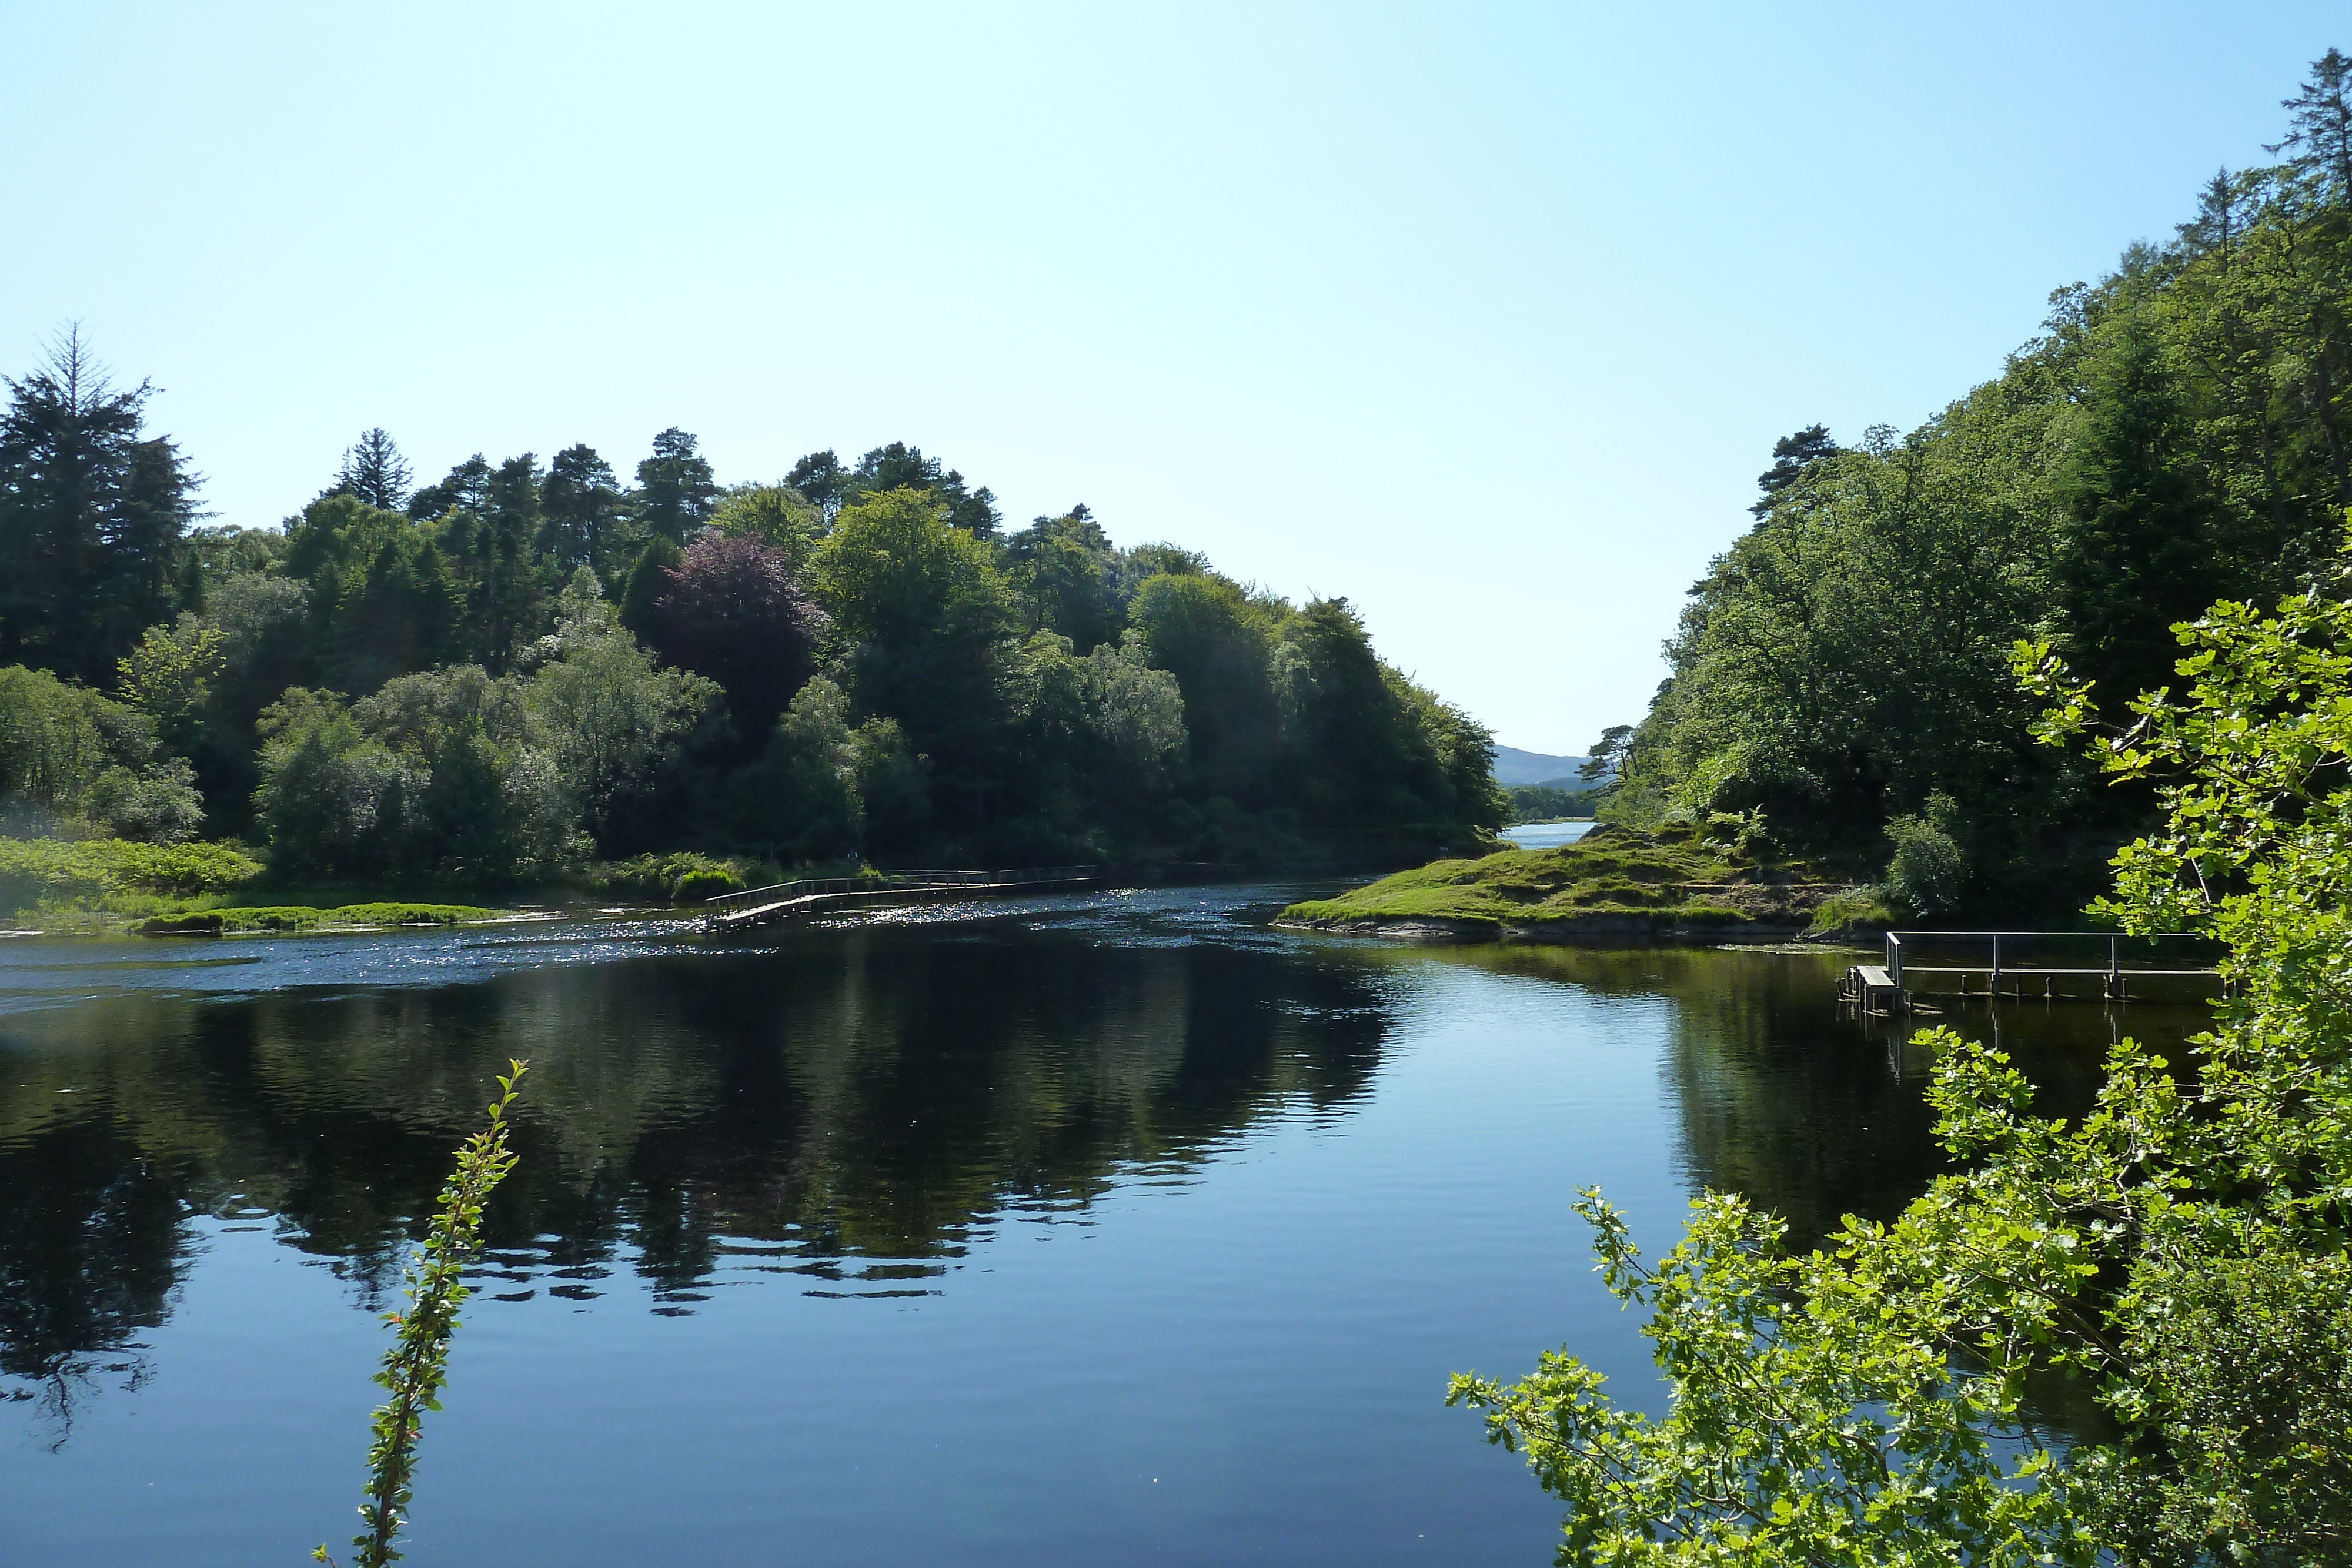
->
[0,883,2193,1566]
[1498,819,1594,849]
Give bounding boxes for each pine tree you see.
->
[1748,424,1840,518]
[332,429,413,511]
[633,428,717,541]
[2052,307,2225,713]
[2271,48,2352,199]
[0,327,196,684]
[407,454,490,521]
[541,443,631,576]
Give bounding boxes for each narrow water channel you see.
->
[0,885,2201,1565]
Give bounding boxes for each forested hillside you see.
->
[0,354,1501,885]
[1600,53,2352,920]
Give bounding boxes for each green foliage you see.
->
[817,486,1011,650]
[0,835,261,914]
[1803,885,1896,937]
[5,362,1498,874]
[539,444,635,580]
[1449,1186,2094,1563]
[527,567,718,842]
[668,867,737,901]
[584,851,750,902]
[1281,824,1833,934]
[736,676,867,860]
[319,1060,527,1568]
[0,663,205,842]
[1609,59,2352,915]
[1005,509,1122,651]
[710,482,825,575]
[633,427,718,542]
[116,616,225,737]
[148,902,500,935]
[1459,520,2352,1561]
[1506,783,1601,823]
[1128,570,1279,798]
[253,666,581,884]
[1882,790,1966,918]
[617,533,683,643]
[0,327,196,686]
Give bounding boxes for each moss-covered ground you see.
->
[136,902,513,935]
[1279,823,1871,940]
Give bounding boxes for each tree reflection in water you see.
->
[1,922,2201,1449]
[0,924,1393,1436]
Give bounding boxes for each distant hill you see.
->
[1492,745,1591,786]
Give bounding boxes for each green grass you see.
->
[1805,886,1898,937]
[2,835,272,931]
[580,852,751,903]
[1279,824,1855,936]
[1,836,262,905]
[139,902,507,935]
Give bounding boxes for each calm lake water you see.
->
[0,885,2198,1565]
[1497,820,1594,850]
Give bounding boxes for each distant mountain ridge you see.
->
[1492,745,1591,786]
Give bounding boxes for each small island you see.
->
[1277,822,1874,942]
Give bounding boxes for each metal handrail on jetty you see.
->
[1845,930,2223,1014]
[704,866,1102,929]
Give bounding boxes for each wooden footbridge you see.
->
[1844,930,2223,1014]
[703,865,1102,930]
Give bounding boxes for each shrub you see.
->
[1883,791,1966,917]
[584,851,747,902]
[0,835,263,913]
[670,867,740,901]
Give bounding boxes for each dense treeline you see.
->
[1504,783,1602,823]
[1602,53,2352,920]
[0,338,1499,884]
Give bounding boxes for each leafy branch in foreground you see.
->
[1452,526,2352,1563]
[316,1059,529,1568]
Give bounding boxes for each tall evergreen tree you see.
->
[786,448,850,521]
[634,428,718,541]
[2273,47,2352,198]
[406,454,490,521]
[0,327,196,685]
[453,455,550,674]
[331,429,412,511]
[1748,423,1840,518]
[540,443,630,576]
[2052,307,2228,712]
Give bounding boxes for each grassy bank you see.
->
[135,902,513,935]
[0,833,792,935]
[1278,823,1881,941]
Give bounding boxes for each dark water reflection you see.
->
[0,892,2204,1565]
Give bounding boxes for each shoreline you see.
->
[1273,914,1832,945]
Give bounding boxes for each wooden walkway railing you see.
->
[1845,930,2223,1012]
[704,866,1101,929]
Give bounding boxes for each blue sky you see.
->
[3,2,2343,753]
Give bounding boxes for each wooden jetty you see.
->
[704,865,1101,930]
[1842,930,2223,1013]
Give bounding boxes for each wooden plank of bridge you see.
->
[712,872,1100,931]
[1847,964,1902,1014]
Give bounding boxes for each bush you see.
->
[0,835,263,913]
[583,852,747,903]
[670,867,740,901]
[1883,791,1966,917]
[1806,887,1897,937]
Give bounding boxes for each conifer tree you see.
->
[633,428,717,541]
[0,327,196,684]
[540,443,630,576]
[2052,307,2226,712]
[331,429,412,511]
